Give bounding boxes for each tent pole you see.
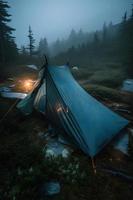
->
[91,158,97,174]
[42,55,48,115]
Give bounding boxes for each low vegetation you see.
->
[72,61,127,89]
[89,68,126,88]
[0,82,133,199]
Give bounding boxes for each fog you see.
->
[9,0,132,47]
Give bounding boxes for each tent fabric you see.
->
[17,68,46,114]
[17,92,36,115]
[17,64,129,157]
[46,65,128,157]
[34,81,46,114]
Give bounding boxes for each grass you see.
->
[0,96,133,200]
[72,62,127,89]
[0,64,38,80]
[89,68,126,88]
[72,68,93,80]
[0,62,133,199]
[83,84,122,102]
[82,83,133,114]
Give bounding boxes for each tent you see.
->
[17,64,129,157]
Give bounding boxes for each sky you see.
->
[8,0,133,47]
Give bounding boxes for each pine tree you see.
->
[120,6,133,77]
[38,38,49,56]
[20,45,28,56]
[122,11,127,23]
[77,29,84,43]
[0,0,17,63]
[103,22,107,42]
[53,39,61,55]
[68,29,77,46]
[28,25,35,56]
[127,5,133,76]
[93,31,99,44]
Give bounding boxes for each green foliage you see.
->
[89,68,126,88]
[0,0,18,64]
[51,5,133,79]
[0,97,133,199]
[38,38,49,57]
[119,6,133,77]
[84,84,122,102]
[28,25,35,56]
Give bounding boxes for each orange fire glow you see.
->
[23,80,33,92]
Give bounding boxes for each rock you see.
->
[43,139,71,158]
[40,181,60,196]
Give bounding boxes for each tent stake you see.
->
[91,158,97,174]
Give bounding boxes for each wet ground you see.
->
[0,75,133,199]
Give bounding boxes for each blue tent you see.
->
[17,65,129,157]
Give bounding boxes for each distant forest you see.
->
[0,0,133,77]
[51,9,133,78]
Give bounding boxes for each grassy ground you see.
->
[0,63,133,199]
[0,64,38,81]
[0,87,133,200]
[72,62,127,89]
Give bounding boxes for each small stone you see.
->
[40,181,60,196]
